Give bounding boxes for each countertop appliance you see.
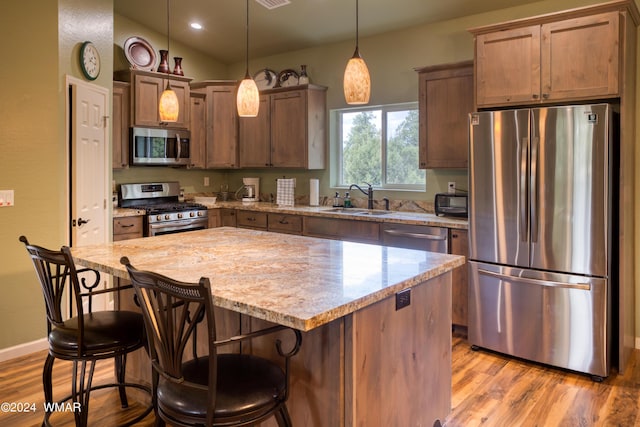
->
[119,182,208,236]
[240,177,260,202]
[434,193,468,218]
[468,104,615,379]
[130,127,190,166]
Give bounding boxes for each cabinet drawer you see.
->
[268,214,302,235]
[303,217,379,243]
[113,216,143,240]
[237,210,267,230]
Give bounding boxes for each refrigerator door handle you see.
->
[478,268,591,290]
[530,135,539,243]
[519,137,529,242]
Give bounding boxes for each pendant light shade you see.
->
[159,85,179,122]
[344,0,370,105]
[237,73,260,117]
[159,0,178,122]
[237,0,260,117]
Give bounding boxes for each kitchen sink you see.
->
[324,208,390,216]
[355,210,390,216]
[325,208,368,213]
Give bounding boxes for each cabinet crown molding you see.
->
[468,0,639,35]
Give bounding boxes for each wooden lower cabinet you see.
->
[267,213,302,235]
[113,216,143,241]
[219,209,237,227]
[302,216,380,244]
[450,228,468,327]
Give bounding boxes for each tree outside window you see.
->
[338,103,424,189]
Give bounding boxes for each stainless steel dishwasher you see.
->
[381,223,448,253]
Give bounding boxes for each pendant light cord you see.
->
[167,0,170,56]
[245,0,250,78]
[355,0,359,50]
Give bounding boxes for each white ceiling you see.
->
[114,0,543,64]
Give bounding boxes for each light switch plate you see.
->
[0,190,15,207]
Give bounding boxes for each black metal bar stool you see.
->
[121,256,302,427]
[19,236,153,427]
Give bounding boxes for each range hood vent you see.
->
[255,0,291,10]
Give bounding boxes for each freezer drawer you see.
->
[468,261,609,378]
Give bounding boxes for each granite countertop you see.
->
[113,207,145,218]
[197,201,468,229]
[71,227,465,331]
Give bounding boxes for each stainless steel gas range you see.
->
[119,182,208,236]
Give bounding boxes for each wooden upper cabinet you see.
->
[416,61,473,169]
[270,90,308,168]
[239,85,327,170]
[541,12,619,101]
[475,26,541,107]
[190,81,239,169]
[189,92,206,168]
[239,95,271,167]
[472,6,625,108]
[112,81,130,169]
[114,70,191,129]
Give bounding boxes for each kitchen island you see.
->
[72,227,464,426]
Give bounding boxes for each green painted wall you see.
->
[0,0,637,352]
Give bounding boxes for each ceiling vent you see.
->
[255,0,291,10]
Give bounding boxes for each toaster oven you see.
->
[434,193,468,217]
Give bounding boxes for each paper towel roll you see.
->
[309,179,319,206]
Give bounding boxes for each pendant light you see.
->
[237,0,260,117]
[343,0,371,105]
[159,0,179,122]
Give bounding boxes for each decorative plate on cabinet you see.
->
[253,68,277,90]
[275,69,299,88]
[123,36,156,71]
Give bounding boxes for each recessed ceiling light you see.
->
[190,22,203,30]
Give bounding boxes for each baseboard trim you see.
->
[0,338,48,362]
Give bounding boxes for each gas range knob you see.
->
[165,214,170,220]
[197,211,203,217]
[190,212,195,217]
[156,215,162,221]
[178,213,183,219]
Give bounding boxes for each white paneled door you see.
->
[68,77,110,311]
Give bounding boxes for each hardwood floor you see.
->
[0,350,155,426]
[1,331,638,426]
[446,330,640,426]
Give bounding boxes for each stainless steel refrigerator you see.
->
[468,104,614,379]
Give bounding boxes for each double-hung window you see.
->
[333,102,424,190]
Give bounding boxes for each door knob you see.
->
[77,218,90,226]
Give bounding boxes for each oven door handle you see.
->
[148,217,208,236]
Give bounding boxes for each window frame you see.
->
[332,102,424,191]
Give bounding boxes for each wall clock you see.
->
[80,41,101,81]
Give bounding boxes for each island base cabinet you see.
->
[344,271,451,426]
[251,272,452,426]
[120,272,452,426]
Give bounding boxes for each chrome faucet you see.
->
[349,183,374,209]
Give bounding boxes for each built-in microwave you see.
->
[130,127,190,166]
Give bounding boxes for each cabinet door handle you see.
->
[532,94,539,99]
[279,219,289,224]
[120,223,135,228]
